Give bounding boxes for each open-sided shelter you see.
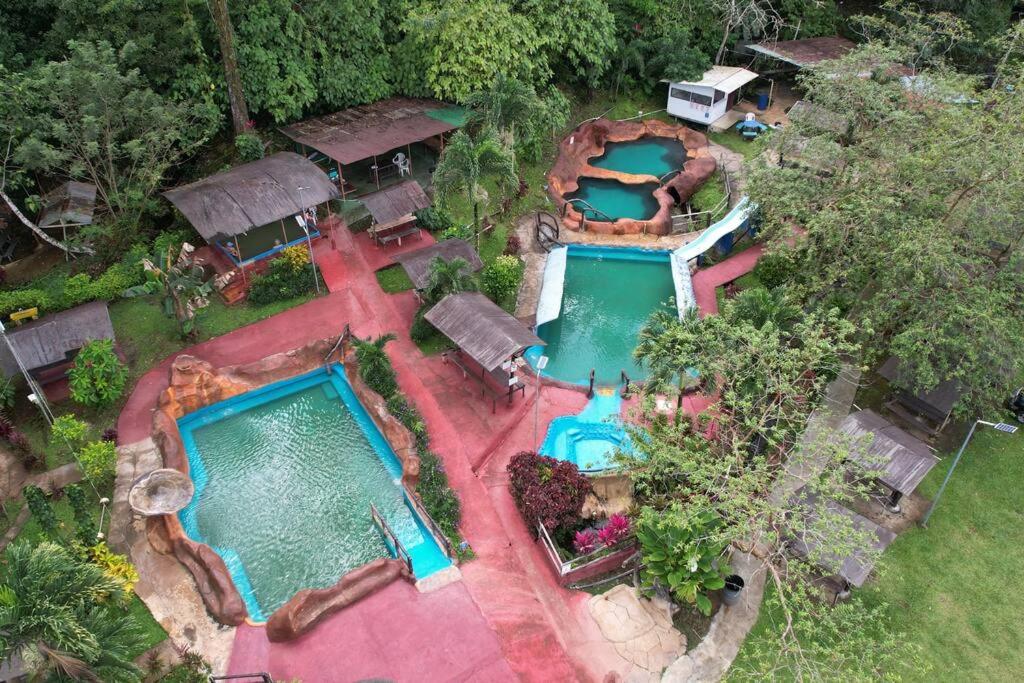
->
[394,239,483,292]
[280,97,467,198]
[361,180,432,247]
[748,36,856,69]
[878,357,961,434]
[425,292,543,411]
[163,152,340,267]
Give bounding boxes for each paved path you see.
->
[690,244,765,316]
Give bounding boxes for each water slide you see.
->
[670,196,754,317]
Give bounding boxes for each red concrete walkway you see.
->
[691,243,765,316]
[119,224,606,682]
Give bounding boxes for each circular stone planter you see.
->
[547,117,718,236]
[129,468,195,516]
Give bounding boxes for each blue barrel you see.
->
[757,92,769,110]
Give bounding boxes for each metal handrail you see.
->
[211,675,274,683]
[535,210,562,252]
[562,198,614,224]
[370,503,414,574]
[658,169,681,185]
[402,485,456,558]
[615,108,666,122]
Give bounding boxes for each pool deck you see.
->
[117,217,755,681]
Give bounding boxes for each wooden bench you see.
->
[442,349,526,413]
[10,307,39,325]
[369,214,422,247]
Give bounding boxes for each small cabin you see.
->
[666,66,759,125]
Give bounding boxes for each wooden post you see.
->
[407,143,413,175]
[373,155,380,189]
[280,218,288,245]
[237,236,247,284]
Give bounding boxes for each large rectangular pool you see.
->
[177,366,449,621]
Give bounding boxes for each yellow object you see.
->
[10,307,39,325]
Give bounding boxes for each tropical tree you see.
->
[422,256,477,306]
[0,541,145,682]
[432,129,517,249]
[727,287,801,333]
[634,307,704,409]
[465,74,546,173]
[353,333,399,399]
[207,0,250,136]
[124,244,212,340]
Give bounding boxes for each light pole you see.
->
[920,419,1018,528]
[296,185,321,295]
[0,320,54,425]
[533,355,549,450]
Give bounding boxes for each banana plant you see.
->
[124,243,211,340]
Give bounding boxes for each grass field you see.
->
[733,422,1024,681]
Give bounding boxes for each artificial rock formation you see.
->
[548,118,717,236]
[150,338,420,635]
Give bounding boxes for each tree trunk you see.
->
[0,188,94,256]
[473,202,480,251]
[208,0,250,136]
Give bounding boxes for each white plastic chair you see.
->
[393,152,411,177]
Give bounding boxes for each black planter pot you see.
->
[722,574,745,607]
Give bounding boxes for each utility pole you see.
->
[208,0,250,136]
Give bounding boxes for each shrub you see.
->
[66,483,98,545]
[753,251,799,290]
[280,244,309,270]
[503,232,522,256]
[507,451,592,533]
[69,339,127,408]
[62,273,94,307]
[235,132,265,161]
[90,262,143,299]
[152,230,191,262]
[23,484,58,534]
[354,334,399,399]
[0,415,42,469]
[386,393,429,450]
[247,254,314,305]
[79,440,118,484]
[637,504,730,616]
[414,206,454,232]
[481,255,522,304]
[52,415,89,451]
[415,450,462,543]
[0,378,16,411]
[87,542,140,593]
[598,513,632,547]
[0,288,54,318]
[439,223,473,242]
[409,306,437,343]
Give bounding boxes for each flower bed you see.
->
[537,514,638,586]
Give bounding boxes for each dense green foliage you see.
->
[22,485,58,536]
[68,340,128,409]
[354,333,400,399]
[247,248,315,305]
[78,440,118,486]
[480,255,522,304]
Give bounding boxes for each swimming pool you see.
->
[566,178,661,221]
[539,393,629,472]
[529,245,675,386]
[590,138,685,178]
[177,366,449,621]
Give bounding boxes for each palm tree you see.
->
[728,288,801,333]
[465,74,544,173]
[634,307,705,409]
[432,129,517,249]
[353,333,398,398]
[0,541,144,682]
[422,256,477,306]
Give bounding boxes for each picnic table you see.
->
[368,214,422,247]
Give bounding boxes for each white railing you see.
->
[537,521,636,576]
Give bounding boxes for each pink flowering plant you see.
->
[597,514,631,547]
[573,528,600,554]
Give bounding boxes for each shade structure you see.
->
[0,301,114,377]
[668,66,759,94]
[878,357,961,423]
[394,239,483,290]
[163,152,340,244]
[838,409,939,498]
[361,180,432,225]
[280,98,466,166]
[37,181,97,228]
[424,292,543,372]
[748,36,856,67]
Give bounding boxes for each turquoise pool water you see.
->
[177,366,449,621]
[566,178,661,221]
[528,245,675,385]
[540,393,629,472]
[590,138,685,178]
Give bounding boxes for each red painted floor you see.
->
[691,243,765,316]
[118,225,766,682]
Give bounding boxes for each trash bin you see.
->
[757,92,770,111]
[722,574,745,606]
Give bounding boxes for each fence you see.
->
[537,521,638,586]
[670,162,735,234]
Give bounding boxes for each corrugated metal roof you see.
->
[0,301,114,375]
[424,292,543,371]
[37,181,97,228]
[361,180,432,225]
[839,409,939,496]
[749,36,856,67]
[672,66,759,93]
[162,152,339,243]
[280,98,465,166]
[394,239,483,290]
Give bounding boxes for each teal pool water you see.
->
[566,178,661,221]
[528,245,675,385]
[590,138,685,178]
[177,367,449,621]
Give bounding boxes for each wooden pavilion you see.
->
[878,357,962,435]
[394,239,483,294]
[425,292,543,412]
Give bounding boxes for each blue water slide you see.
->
[672,196,754,263]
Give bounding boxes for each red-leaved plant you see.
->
[507,451,592,534]
[597,514,631,547]
[573,528,599,554]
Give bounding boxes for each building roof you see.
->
[280,97,467,166]
[0,301,114,376]
[361,180,432,225]
[749,36,857,67]
[838,409,939,497]
[37,181,97,228]
[789,491,897,587]
[878,357,961,418]
[671,66,759,93]
[163,153,340,244]
[394,239,483,290]
[424,292,544,372]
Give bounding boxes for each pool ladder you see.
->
[561,198,615,231]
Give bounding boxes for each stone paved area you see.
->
[588,585,686,681]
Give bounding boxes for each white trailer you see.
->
[666,66,759,125]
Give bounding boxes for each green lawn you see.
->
[376,265,415,293]
[708,130,766,160]
[733,424,1024,681]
